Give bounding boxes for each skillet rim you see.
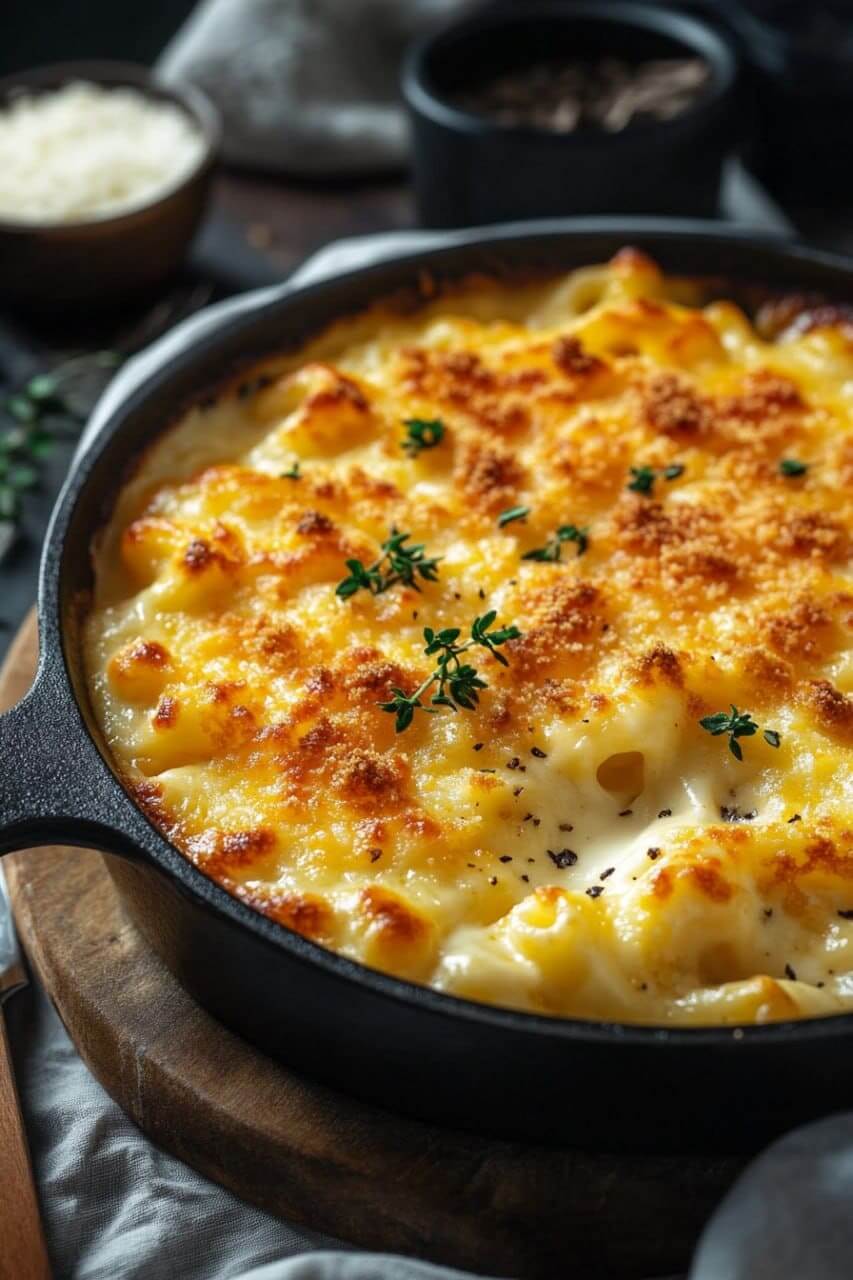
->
[42,218,853,1052]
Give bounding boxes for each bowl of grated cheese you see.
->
[0,61,220,312]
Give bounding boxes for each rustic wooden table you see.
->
[215,169,415,275]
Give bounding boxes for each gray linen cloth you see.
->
[8,227,852,1279]
[157,0,472,174]
[10,983,493,1280]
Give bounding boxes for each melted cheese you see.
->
[84,249,853,1026]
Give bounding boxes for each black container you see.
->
[728,1,853,202]
[403,2,739,228]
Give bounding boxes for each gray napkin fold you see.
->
[7,985,345,1280]
[243,1255,493,1280]
[157,0,472,174]
[690,1115,853,1280]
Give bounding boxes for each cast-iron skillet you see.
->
[1,222,851,1154]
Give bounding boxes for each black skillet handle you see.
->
[0,652,142,859]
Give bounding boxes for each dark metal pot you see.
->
[2,220,852,1155]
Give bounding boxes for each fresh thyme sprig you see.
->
[402,417,445,456]
[779,458,808,477]
[280,460,301,480]
[522,524,588,561]
[628,463,685,495]
[378,610,521,732]
[699,705,782,761]
[336,527,441,599]
[0,351,120,537]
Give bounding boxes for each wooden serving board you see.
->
[1,611,744,1280]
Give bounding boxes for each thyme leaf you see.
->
[402,417,445,456]
[378,611,521,733]
[699,705,781,761]
[522,523,588,561]
[336,527,441,599]
[498,505,530,528]
[628,462,686,494]
[627,465,657,494]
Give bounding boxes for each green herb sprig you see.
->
[779,458,808,477]
[402,417,445,457]
[0,352,120,535]
[628,463,685,495]
[699,705,782,761]
[498,505,530,528]
[336,528,441,599]
[281,460,301,480]
[379,610,521,732]
[522,524,588,561]
[0,455,37,520]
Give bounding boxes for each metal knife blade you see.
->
[0,865,27,1003]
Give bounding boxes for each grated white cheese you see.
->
[0,80,206,224]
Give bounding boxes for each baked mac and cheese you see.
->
[84,250,852,1025]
